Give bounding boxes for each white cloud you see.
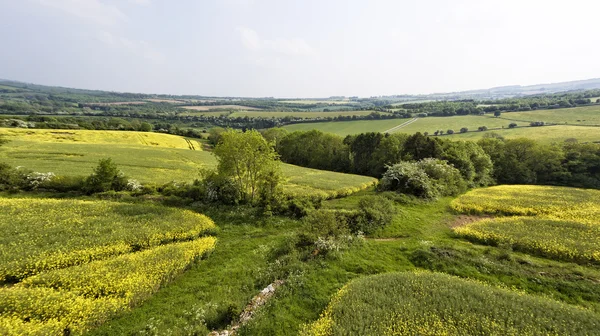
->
[35,0,127,26]
[95,30,165,64]
[237,26,316,57]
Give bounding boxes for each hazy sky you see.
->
[1,0,599,97]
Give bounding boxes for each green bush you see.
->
[83,158,128,194]
[380,158,466,199]
[349,195,396,234]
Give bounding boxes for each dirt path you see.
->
[448,215,493,228]
[384,117,418,133]
[209,280,284,336]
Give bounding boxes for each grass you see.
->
[302,272,600,336]
[447,125,600,143]
[241,194,600,335]
[280,100,357,105]
[0,128,376,198]
[0,198,216,281]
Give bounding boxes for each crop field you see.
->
[280,100,357,105]
[282,115,529,136]
[455,217,600,263]
[497,105,600,126]
[452,185,600,264]
[0,198,216,281]
[178,110,231,116]
[229,111,384,119]
[0,197,217,335]
[447,125,600,143]
[180,105,261,111]
[0,128,375,198]
[450,185,600,223]
[303,272,600,336]
[0,129,198,149]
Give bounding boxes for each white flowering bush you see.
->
[26,172,55,190]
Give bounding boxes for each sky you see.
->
[0,0,599,98]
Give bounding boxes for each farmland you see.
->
[181,105,261,111]
[303,272,600,335]
[0,128,376,198]
[0,198,217,335]
[281,105,600,143]
[452,185,600,263]
[179,110,386,119]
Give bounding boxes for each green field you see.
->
[280,100,357,105]
[0,128,376,198]
[498,105,600,126]
[303,272,600,335]
[282,115,528,136]
[282,110,600,143]
[229,111,383,119]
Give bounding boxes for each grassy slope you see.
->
[241,194,600,335]
[0,128,375,196]
[229,111,384,119]
[89,206,302,336]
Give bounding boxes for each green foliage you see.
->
[84,158,128,194]
[380,158,466,199]
[349,196,395,234]
[208,127,226,146]
[213,129,281,203]
[279,130,350,172]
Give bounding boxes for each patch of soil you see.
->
[448,215,493,228]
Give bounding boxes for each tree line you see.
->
[260,129,600,190]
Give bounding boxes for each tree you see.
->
[139,122,153,132]
[447,129,454,135]
[478,126,488,131]
[208,127,226,146]
[213,129,281,203]
[494,111,501,117]
[508,123,518,128]
[460,127,468,133]
[261,127,288,149]
[84,158,128,194]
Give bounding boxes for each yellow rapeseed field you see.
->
[0,198,216,281]
[450,185,600,224]
[0,128,193,149]
[0,238,216,335]
[451,185,600,263]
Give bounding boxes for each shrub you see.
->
[508,123,518,128]
[83,158,128,194]
[446,129,454,135]
[460,127,468,133]
[380,159,466,199]
[349,195,396,234]
[478,126,488,131]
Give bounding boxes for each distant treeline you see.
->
[263,129,600,190]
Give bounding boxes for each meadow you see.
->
[302,272,600,336]
[0,128,376,198]
[0,197,218,335]
[229,111,383,119]
[447,125,600,143]
[498,105,600,126]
